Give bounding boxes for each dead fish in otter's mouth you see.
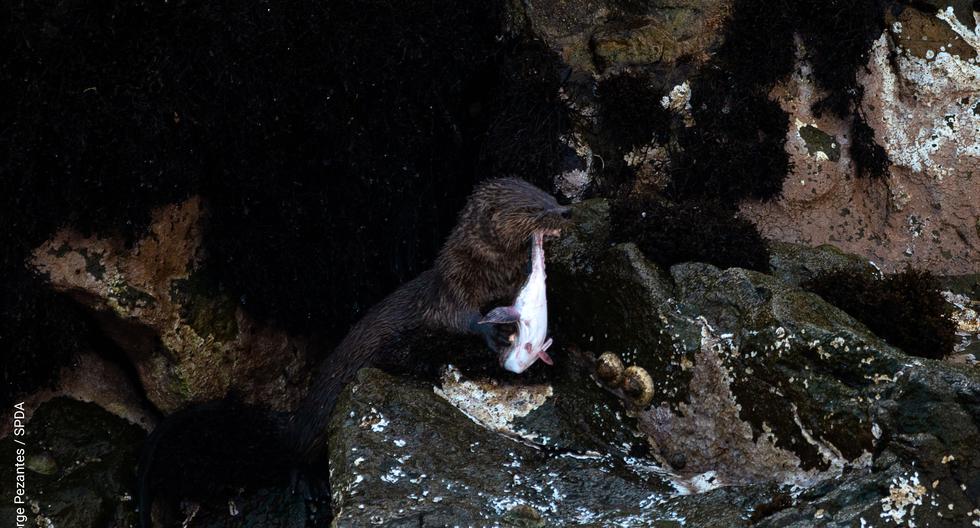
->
[479,229,556,373]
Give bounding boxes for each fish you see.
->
[479,229,554,373]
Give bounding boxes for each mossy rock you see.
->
[0,398,145,528]
[768,241,874,287]
[327,368,777,526]
[169,270,239,342]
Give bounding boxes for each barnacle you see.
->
[596,351,625,387]
[622,366,655,407]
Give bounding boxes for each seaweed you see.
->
[798,0,889,118]
[610,197,771,272]
[666,0,892,200]
[668,0,796,203]
[470,38,572,188]
[802,268,956,359]
[597,72,671,152]
[671,70,792,202]
[850,113,892,179]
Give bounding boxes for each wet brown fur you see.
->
[290,178,569,462]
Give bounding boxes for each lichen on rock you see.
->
[31,198,313,414]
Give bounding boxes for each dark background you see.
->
[0,0,572,405]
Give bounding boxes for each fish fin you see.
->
[538,349,554,365]
[542,338,553,351]
[479,306,520,324]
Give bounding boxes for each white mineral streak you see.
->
[864,25,980,178]
[936,8,980,51]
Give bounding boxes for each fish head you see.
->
[501,339,553,374]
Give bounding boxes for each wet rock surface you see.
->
[328,367,780,527]
[329,199,980,527]
[521,0,980,274]
[4,1,980,526]
[0,398,144,528]
[740,4,980,274]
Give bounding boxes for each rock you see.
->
[25,452,58,476]
[768,241,876,287]
[0,398,145,527]
[514,0,726,75]
[31,198,314,414]
[941,275,980,363]
[328,199,973,526]
[0,350,158,439]
[512,0,731,203]
[327,367,780,527]
[162,487,308,528]
[555,199,979,524]
[741,5,980,274]
[0,396,310,528]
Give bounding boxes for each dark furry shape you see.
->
[850,114,891,179]
[610,197,771,272]
[597,72,671,151]
[797,0,888,118]
[137,401,298,527]
[289,178,570,463]
[713,0,797,90]
[671,72,791,202]
[802,269,956,359]
[668,0,796,203]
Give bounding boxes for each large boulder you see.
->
[31,198,314,414]
[328,199,980,526]
[327,366,783,526]
[731,4,980,274]
[0,398,145,527]
[518,0,980,273]
[513,0,727,76]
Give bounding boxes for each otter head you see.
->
[471,178,571,253]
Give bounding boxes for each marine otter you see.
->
[290,177,569,462]
[138,177,571,525]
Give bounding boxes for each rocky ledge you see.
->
[326,200,980,527]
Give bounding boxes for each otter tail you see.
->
[137,400,295,527]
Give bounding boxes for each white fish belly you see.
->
[502,272,548,373]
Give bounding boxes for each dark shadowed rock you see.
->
[31,198,315,414]
[327,367,784,526]
[0,398,144,527]
[564,200,980,526]
[328,199,977,526]
[768,241,877,287]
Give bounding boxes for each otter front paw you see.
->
[482,322,517,353]
[468,314,516,353]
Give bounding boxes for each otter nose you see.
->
[556,207,572,219]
